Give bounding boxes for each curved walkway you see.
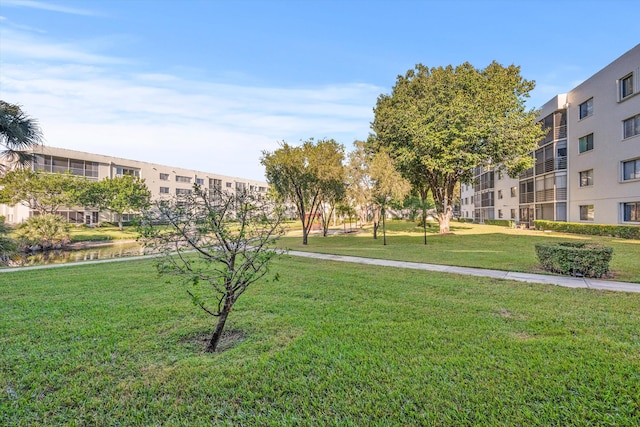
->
[2,250,639,294]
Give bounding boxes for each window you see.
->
[620,73,634,99]
[510,187,517,197]
[579,98,593,119]
[623,202,640,222]
[623,114,640,139]
[510,209,516,219]
[497,171,503,180]
[579,134,594,153]
[623,159,640,181]
[160,187,169,194]
[196,178,204,185]
[226,182,232,188]
[470,196,474,204]
[175,188,192,195]
[580,204,594,221]
[579,169,593,187]
[176,175,191,183]
[160,173,169,180]
[465,197,468,205]
[498,209,503,219]
[497,190,503,199]
[116,167,139,177]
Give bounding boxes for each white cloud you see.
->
[2,0,100,16]
[0,31,381,181]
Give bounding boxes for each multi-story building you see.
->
[0,146,269,225]
[462,44,640,227]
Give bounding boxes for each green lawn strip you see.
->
[279,221,640,283]
[1,256,639,425]
[68,226,140,242]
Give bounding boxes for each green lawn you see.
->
[68,225,140,242]
[2,256,639,425]
[279,221,640,283]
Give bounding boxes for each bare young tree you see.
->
[139,185,285,353]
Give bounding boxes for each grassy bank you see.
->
[279,221,640,283]
[2,256,639,425]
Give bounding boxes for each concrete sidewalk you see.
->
[2,249,639,294]
[287,250,640,294]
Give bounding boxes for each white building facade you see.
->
[461,44,640,227]
[0,146,269,225]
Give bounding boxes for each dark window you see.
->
[160,173,169,180]
[579,169,593,187]
[621,74,633,99]
[579,205,594,221]
[623,114,640,138]
[579,98,593,119]
[623,202,640,222]
[623,159,640,181]
[579,134,594,153]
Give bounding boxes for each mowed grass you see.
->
[1,256,639,425]
[279,221,640,283]
[68,225,139,242]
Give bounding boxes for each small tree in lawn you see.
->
[139,185,285,353]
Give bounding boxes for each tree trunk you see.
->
[302,227,308,245]
[382,207,387,246]
[118,214,123,231]
[206,300,232,353]
[373,221,379,239]
[438,206,452,234]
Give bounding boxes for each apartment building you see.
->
[0,146,269,225]
[462,44,640,227]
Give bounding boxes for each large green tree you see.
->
[82,175,151,230]
[261,138,345,245]
[0,101,43,170]
[371,62,545,234]
[0,169,86,214]
[346,141,373,225]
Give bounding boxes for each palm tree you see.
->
[0,100,44,171]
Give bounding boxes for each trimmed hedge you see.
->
[534,241,613,278]
[485,219,515,227]
[534,220,640,240]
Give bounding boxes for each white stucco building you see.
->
[462,44,640,227]
[0,146,269,225]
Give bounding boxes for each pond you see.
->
[7,241,147,267]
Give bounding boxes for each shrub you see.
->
[457,218,474,223]
[485,219,515,227]
[535,241,613,278]
[534,220,640,240]
[15,214,71,252]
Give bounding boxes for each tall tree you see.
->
[346,141,373,225]
[369,150,411,244]
[0,101,44,170]
[371,62,544,234]
[82,175,151,230]
[139,185,284,353]
[0,169,85,214]
[261,138,345,245]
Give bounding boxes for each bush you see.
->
[534,220,640,240]
[15,214,71,252]
[535,241,613,278]
[457,218,474,223]
[485,219,515,227]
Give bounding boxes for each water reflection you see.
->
[8,242,146,267]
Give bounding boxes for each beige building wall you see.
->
[1,146,269,225]
[566,44,640,224]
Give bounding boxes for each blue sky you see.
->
[1,0,638,181]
